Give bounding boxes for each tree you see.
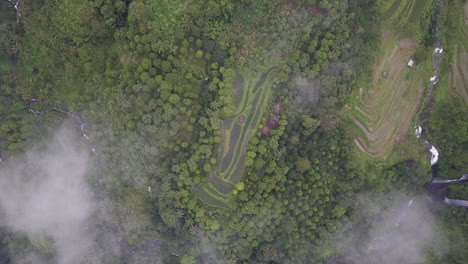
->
[195,50,204,59]
[236,182,245,191]
[168,94,181,104]
[301,115,321,136]
[332,205,346,218]
[295,157,311,173]
[209,220,221,231]
[141,58,152,70]
[181,255,196,264]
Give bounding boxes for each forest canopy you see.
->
[0,0,467,263]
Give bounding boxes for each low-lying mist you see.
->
[332,192,447,264]
[0,128,95,264]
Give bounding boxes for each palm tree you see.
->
[243,202,256,215]
[169,43,178,54]
[207,108,219,119]
[172,164,182,173]
[142,113,152,124]
[266,176,278,186]
[187,158,197,171]
[210,100,220,110]
[174,209,184,219]
[208,83,217,92]
[198,116,209,128]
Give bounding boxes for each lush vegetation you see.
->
[0,0,467,263]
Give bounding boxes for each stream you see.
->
[6,0,20,22]
[24,104,102,161]
[417,39,468,209]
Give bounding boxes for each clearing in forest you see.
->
[351,30,425,157]
[448,1,468,108]
[193,67,278,208]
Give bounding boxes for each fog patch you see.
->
[295,77,321,106]
[331,192,447,264]
[0,128,95,264]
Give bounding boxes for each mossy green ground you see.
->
[193,67,278,208]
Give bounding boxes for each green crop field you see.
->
[193,67,278,208]
[348,0,434,159]
[383,0,431,37]
[350,30,425,158]
[384,0,428,24]
[448,1,468,108]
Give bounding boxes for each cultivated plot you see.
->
[448,2,468,108]
[193,67,278,208]
[352,31,425,157]
[384,0,428,25]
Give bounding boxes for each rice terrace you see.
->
[352,31,424,157]
[448,0,468,108]
[350,0,430,158]
[193,67,278,208]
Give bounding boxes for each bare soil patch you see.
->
[399,37,417,49]
[383,29,392,43]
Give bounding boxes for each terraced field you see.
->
[383,0,430,38]
[193,67,278,208]
[448,1,468,108]
[352,30,425,157]
[384,0,428,24]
